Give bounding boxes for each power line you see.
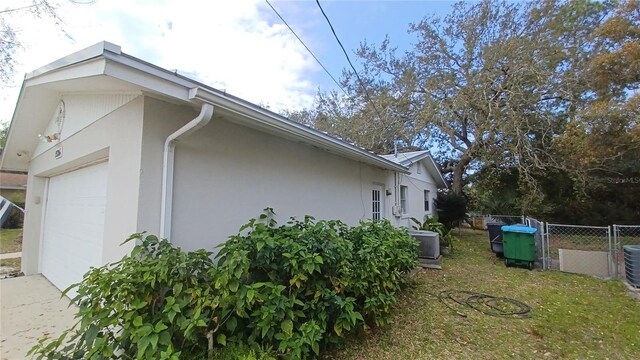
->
[314,0,386,122]
[264,0,346,95]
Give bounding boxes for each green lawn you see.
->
[328,229,640,359]
[0,228,22,254]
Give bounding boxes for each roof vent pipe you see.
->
[160,102,215,240]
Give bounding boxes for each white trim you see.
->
[27,41,121,79]
[37,178,50,274]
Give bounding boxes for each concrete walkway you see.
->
[0,275,77,359]
[0,253,21,260]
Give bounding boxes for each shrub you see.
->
[344,220,418,325]
[29,210,418,359]
[29,233,218,359]
[213,209,418,358]
[435,192,468,230]
[3,203,24,229]
[211,343,276,360]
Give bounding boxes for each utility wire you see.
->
[264,0,346,95]
[314,0,386,123]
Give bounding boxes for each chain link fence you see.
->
[477,215,640,284]
[613,225,640,280]
[525,217,545,268]
[545,224,613,278]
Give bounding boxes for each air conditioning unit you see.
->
[409,230,440,259]
[624,245,640,288]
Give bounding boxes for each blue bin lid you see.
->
[501,225,537,234]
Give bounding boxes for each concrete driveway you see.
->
[1,275,77,359]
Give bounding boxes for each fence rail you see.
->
[479,215,640,283]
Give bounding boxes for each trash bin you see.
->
[487,222,505,257]
[501,225,537,270]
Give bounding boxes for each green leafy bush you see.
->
[30,210,418,359]
[29,233,218,359]
[213,209,418,358]
[211,343,276,360]
[435,192,468,230]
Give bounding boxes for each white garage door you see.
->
[42,162,108,296]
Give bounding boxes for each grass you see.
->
[0,257,21,270]
[327,229,640,359]
[0,228,22,254]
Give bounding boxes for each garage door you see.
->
[42,162,108,297]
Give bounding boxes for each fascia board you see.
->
[24,58,107,88]
[425,156,448,189]
[26,41,120,79]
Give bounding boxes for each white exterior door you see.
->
[372,184,384,221]
[41,162,108,297]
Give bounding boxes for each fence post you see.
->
[544,222,549,270]
[612,225,618,278]
[539,221,547,270]
[608,225,613,278]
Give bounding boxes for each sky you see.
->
[0,0,459,125]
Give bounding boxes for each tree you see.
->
[0,1,92,83]
[295,0,616,196]
[0,121,8,149]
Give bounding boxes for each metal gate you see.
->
[545,224,613,278]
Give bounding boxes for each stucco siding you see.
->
[137,97,198,236]
[395,161,439,227]
[137,100,390,252]
[22,96,144,274]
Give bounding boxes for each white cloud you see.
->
[0,0,318,124]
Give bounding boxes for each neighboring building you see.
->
[0,171,27,204]
[0,42,446,296]
[0,170,27,228]
[381,151,448,227]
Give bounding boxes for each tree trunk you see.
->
[451,154,472,194]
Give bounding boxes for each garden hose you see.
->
[434,290,531,318]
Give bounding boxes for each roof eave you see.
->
[185,88,410,174]
[4,41,410,175]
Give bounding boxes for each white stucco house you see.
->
[0,42,447,295]
[381,151,447,227]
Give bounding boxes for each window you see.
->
[416,163,421,174]
[400,185,408,214]
[372,189,382,221]
[424,190,430,211]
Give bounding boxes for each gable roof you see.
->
[380,151,448,189]
[0,41,409,175]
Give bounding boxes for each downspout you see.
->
[160,102,215,240]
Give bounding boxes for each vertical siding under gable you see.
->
[33,93,140,158]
